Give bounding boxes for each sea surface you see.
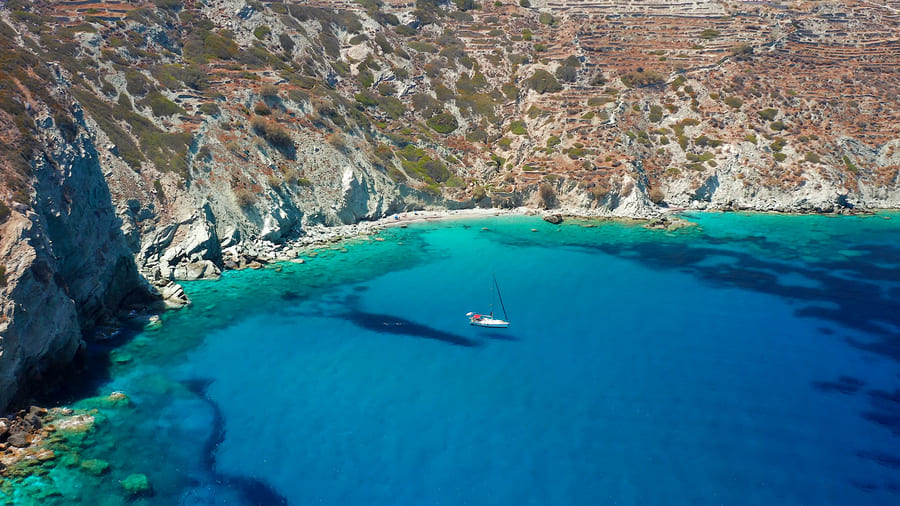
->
[4,212,900,505]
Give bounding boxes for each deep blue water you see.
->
[5,212,900,505]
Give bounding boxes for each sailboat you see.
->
[467,274,510,328]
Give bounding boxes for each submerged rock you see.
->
[53,413,95,434]
[120,473,152,496]
[81,458,110,476]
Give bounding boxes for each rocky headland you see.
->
[0,0,898,413]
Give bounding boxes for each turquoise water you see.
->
[4,212,900,505]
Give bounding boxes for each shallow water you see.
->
[4,212,900,505]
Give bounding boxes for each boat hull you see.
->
[469,318,510,328]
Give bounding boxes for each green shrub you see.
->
[353,91,378,107]
[140,92,186,117]
[260,83,279,98]
[377,82,397,96]
[254,102,272,115]
[411,92,441,117]
[621,70,665,88]
[769,120,785,131]
[203,33,239,60]
[358,69,375,88]
[509,121,527,135]
[804,151,821,164]
[125,71,153,96]
[547,136,561,148]
[426,113,459,134]
[843,155,858,173]
[280,33,295,53]
[254,25,271,40]
[396,25,418,37]
[378,96,406,118]
[757,108,778,121]
[774,152,787,162]
[700,29,720,40]
[724,96,743,109]
[251,116,293,148]
[527,69,562,94]
[649,105,663,123]
[374,33,393,54]
[199,102,221,116]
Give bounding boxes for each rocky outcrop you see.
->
[0,104,155,411]
[0,212,81,411]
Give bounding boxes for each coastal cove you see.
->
[3,211,900,505]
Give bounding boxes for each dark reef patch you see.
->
[183,379,288,506]
[812,376,866,395]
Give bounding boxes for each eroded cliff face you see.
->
[0,211,81,411]
[0,103,155,410]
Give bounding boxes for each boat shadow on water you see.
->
[342,309,481,347]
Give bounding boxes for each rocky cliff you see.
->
[0,0,898,410]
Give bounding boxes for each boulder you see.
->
[7,431,30,448]
[23,413,42,431]
[543,214,563,224]
[28,406,48,417]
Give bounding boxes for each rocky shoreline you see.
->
[0,392,156,500]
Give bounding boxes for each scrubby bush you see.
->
[251,116,293,148]
[378,96,406,118]
[621,69,665,88]
[125,71,153,96]
[426,113,459,134]
[199,102,220,116]
[757,108,778,121]
[377,82,397,96]
[280,33,295,53]
[254,25,271,40]
[527,69,562,94]
[260,83,279,98]
[724,96,743,109]
[254,102,272,115]
[141,92,186,117]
